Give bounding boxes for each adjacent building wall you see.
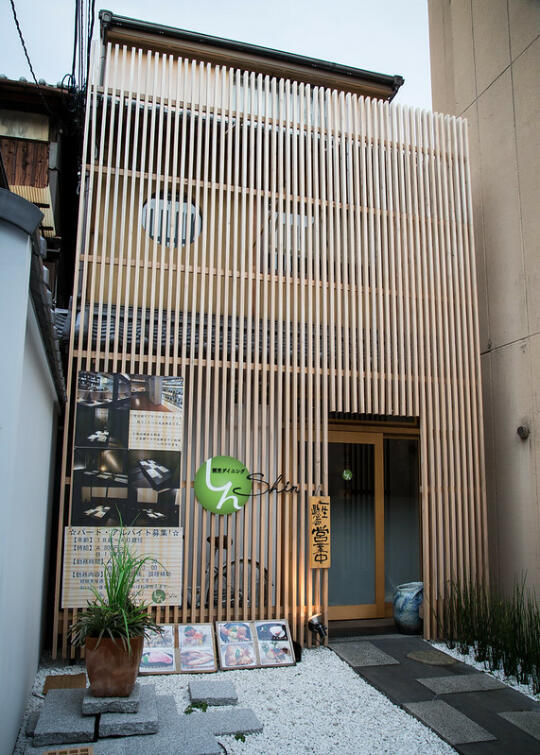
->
[428,0,540,594]
[0,197,59,755]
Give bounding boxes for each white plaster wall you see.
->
[0,223,58,755]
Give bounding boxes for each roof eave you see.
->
[99,9,404,101]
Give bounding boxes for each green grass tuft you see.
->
[69,526,162,651]
[438,576,540,694]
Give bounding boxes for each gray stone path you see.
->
[404,700,496,745]
[331,640,399,667]
[330,635,540,754]
[26,680,262,753]
[418,673,506,695]
[499,711,540,741]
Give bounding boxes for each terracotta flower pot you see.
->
[85,635,144,697]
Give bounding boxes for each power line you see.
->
[9,0,40,87]
[9,0,54,116]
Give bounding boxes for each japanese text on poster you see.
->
[62,526,183,608]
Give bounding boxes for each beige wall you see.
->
[428,0,540,594]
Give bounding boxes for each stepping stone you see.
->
[189,680,238,706]
[99,684,158,737]
[82,683,141,714]
[499,711,540,741]
[126,695,222,754]
[28,740,127,754]
[25,711,40,736]
[418,672,506,694]
[330,641,399,667]
[33,689,95,747]
[404,700,496,745]
[203,708,263,735]
[406,648,456,666]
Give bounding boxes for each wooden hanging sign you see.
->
[309,496,331,568]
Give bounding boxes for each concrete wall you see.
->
[0,216,58,754]
[428,0,540,594]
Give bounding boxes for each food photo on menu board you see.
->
[255,620,295,667]
[139,625,176,674]
[178,624,217,672]
[216,622,258,670]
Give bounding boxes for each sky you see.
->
[1,0,432,109]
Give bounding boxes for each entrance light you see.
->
[307,613,327,639]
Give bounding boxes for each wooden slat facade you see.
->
[53,43,488,655]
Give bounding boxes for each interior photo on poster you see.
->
[70,371,183,527]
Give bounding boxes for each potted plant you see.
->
[70,527,162,697]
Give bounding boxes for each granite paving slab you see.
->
[25,711,40,737]
[99,683,158,737]
[431,689,540,754]
[418,673,506,695]
[404,700,496,745]
[330,640,399,667]
[33,689,96,747]
[406,648,456,666]
[125,694,222,755]
[83,683,141,714]
[203,708,264,735]
[499,711,540,741]
[353,664,436,704]
[189,679,238,706]
[28,739,127,754]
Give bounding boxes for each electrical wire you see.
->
[71,0,79,85]
[9,0,54,116]
[9,0,39,87]
[86,0,95,89]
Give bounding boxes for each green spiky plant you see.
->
[438,576,540,695]
[69,527,162,652]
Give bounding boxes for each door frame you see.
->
[327,421,420,621]
[327,430,384,620]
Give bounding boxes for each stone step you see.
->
[99,684,158,737]
[189,680,238,706]
[82,682,141,715]
[33,689,95,747]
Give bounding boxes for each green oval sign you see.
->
[194,455,252,515]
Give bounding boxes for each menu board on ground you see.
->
[178,624,217,673]
[214,619,296,670]
[139,625,177,674]
[254,620,295,667]
[215,622,259,670]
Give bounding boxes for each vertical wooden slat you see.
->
[52,42,97,658]
[56,44,487,651]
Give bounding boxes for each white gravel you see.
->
[431,641,540,703]
[15,647,453,754]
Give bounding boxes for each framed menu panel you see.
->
[139,625,178,675]
[178,623,217,673]
[215,622,259,670]
[254,620,296,667]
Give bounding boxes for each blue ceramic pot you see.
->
[393,581,423,634]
